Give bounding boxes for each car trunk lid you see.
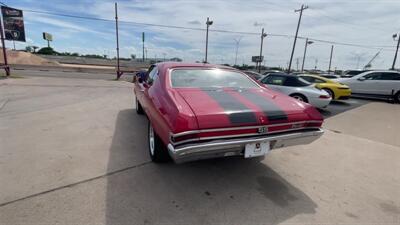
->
[176,87,318,130]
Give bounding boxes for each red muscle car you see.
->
[134,62,324,163]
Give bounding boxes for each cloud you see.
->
[10,0,400,69]
[187,20,201,25]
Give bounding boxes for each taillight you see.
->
[170,133,199,143]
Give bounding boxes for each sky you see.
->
[3,0,400,70]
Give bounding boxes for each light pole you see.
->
[258,28,267,73]
[392,33,400,70]
[301,38,313,71]
[328,45,334,72]
[288,4,308,73]
[233,37,242,66]
[205,17,213,63]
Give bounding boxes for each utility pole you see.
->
[288,4,308,73]
[296,58,299,71]
[163,53,166,62]
[328,45,334,72]
[392,33,400,70]
[301,38,313,72]
[233,37,242,66]
[142,32,145,62]
[258,28,267,73]
[0,14,10,76]
[114,2,121,79]
[205,17,213,63]
[314,58,318,70]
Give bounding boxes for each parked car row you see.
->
[246,69,400,104]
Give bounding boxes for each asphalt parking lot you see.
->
[1,75,399,225]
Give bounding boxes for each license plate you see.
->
[244,142,270,158]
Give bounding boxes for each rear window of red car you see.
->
[170,69,259,88]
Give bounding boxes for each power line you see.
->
[5,7,395,52]
[311,8,390,34]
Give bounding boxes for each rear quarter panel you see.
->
[146,66,198,145]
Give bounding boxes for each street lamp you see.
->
[258,28,267,73]
[392,33,400,70]
[233,37,242,66]
[205,17,213,63]
[301,38,314,72]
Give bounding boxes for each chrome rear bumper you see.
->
[167,128,323,163]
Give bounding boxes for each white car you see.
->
[336,70,400,102]
[259,73,332,108]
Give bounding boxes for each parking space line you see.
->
[0,161,152,208]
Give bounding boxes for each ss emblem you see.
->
[258,126,268,134]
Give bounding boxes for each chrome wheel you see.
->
[149,124,155,156]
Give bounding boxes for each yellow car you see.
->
[298,74,351,100]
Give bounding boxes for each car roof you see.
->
[156,62,234,71]
[299,73,332,81]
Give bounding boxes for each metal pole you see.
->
[392,34,400,70]
[288,4,308,73]
[258,28,266,73]
[115,2,121,79]
[234,37,242,66]
[12,40,15,50]
[301,38,308,72]
[205,17,210,63]
[328,45,334,72]
[142,32,145,62]
[0,16,10,76]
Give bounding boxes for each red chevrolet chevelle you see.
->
[134,62,324,163]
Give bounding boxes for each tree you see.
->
[130,54,136,59]
[32,46,39,53]
[37,47,57,55]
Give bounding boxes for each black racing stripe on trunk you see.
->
[203,89,257,124]
[239,90,288,121]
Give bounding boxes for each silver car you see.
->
[259,73,332,108]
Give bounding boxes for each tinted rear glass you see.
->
[284,77,311,87]
[171,69,258,88]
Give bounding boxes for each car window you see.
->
[300,76,314,83]
[170,69,258,88]
[283,77,311,87]
[262,75,286,86]
[379,72,400,80]
[363,72,382,80]
[314,78,325,83]
[147,67,159,84]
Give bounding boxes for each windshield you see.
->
[171,69,259,88]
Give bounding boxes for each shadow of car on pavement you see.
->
[105,109,317,224]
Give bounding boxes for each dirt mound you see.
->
[0,49,60,66]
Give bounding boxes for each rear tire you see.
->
[148,121,171,163]
[322,88,335,100]
[394,91,400,103]
[135,97,144,114]
[290,94,308,103]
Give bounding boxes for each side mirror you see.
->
[357,77,366,81]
